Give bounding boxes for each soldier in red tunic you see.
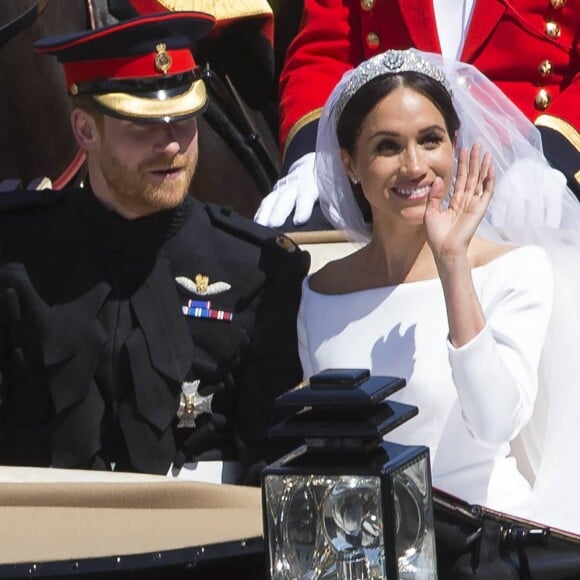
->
[256,0,580,227]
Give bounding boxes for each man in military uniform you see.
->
[255,0,580,228]
[0,11,309,483]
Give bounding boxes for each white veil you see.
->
[315,49,580,533]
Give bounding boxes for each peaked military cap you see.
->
[34,11,215,122]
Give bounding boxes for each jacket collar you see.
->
[396,0,507,62]
[460,0,506,62]
[397,0,441,52]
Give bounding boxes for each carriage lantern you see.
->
[261,369,438,579]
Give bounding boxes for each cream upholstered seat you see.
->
[286,230,358,273]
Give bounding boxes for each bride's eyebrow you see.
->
[367,124,446,141]
[417,125,446,135]
[369,130,399,139]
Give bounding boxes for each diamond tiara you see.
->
[335,49,452,123]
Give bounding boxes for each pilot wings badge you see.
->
[175,274,231,296]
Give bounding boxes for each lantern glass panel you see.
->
[392,456,437,579]
[264,474,386,579]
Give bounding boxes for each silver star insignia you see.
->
[177,380,214,429]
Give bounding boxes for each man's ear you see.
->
[71,108,100,150]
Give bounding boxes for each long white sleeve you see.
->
[447,246,553,446]
[297,303,315,380]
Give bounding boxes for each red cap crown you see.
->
[35,11,216,122]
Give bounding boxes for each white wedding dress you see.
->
[298,245,553,518]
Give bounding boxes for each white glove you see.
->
[254,152,319,227]
[491,158,567,229]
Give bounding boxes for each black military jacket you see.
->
[0,187,309,477]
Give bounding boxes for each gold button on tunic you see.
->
[535,88,551,110]
[538,59,553,77]
[545,21,561,38]
[366,32,380,49]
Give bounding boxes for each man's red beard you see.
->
[100,148,197,215]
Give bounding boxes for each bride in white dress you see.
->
[298,49,580,533]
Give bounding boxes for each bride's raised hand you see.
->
[424,144,494,261]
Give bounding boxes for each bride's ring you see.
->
[475,184,484,198]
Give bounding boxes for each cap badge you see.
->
[154,42,172,75]
[177,379,213,429]
[175,274,232,296]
